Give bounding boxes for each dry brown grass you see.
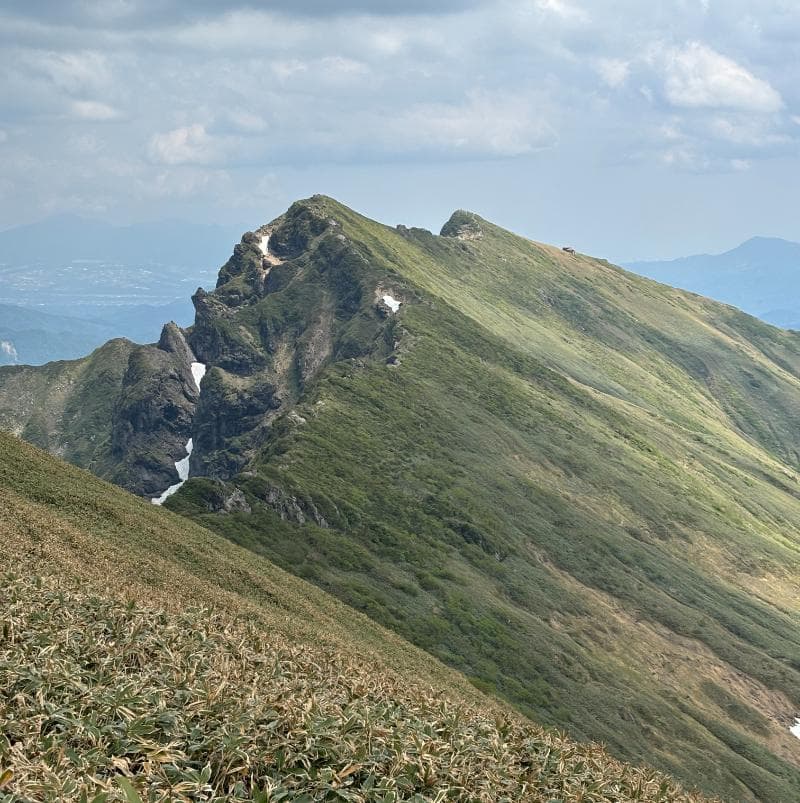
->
[0,433,714,801]
[0,575,710,802]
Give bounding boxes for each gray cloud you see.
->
[0,0,798,259]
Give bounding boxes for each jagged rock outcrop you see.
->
[440,210,484,240]
[0,197,406,496]
[260,482,328,527]
[109,322,200,495]
[0,326,202,496]
[185,196,401,481]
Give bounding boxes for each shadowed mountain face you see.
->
[1,196,800,801]
[626,236,800,329]
[0,324,200,496]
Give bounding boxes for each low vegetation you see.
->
[0,434,708,801]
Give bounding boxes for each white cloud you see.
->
[226,110,269,133]
[148,123,215,165]
[708,115,789,147]
[271,59,309,81]
[660,145,710,171]
[319,56,369,81]
[32,51,112,93]
[536,0,588,23]
[391,91,557,157]
[1,341,18,363]
[661,41,783,112]
[596,58,630,88]
[70,100,120,120]
[145,166,232,198]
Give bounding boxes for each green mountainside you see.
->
[1,196,799,800]
[0,432,705,802]
[0,324,200,496]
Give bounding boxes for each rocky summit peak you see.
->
[440,210,484,240]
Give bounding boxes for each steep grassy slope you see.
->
[166,199,800,802]
[2,197,800,800]
[0,337,135,470]
[0,433,705,802]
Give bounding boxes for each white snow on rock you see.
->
[152,438,193,505]
[259,234,270,256]
[175,438,192,482]
[382,294,401,313]
[191,361,206,391]
[791,719,800,740]
[152,360,206,505]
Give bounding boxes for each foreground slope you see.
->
[2,197,800,800]
[0,433,703,802]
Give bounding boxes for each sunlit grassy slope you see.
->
[166,198,800,802]
[0,433,707,802]
[0,338,136,473]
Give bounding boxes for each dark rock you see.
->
[109,340,199,496]
[191,370,281,479]
[440,210,484,240]
[269,200,330,259]
[158,321,194,363]
[261,483,328,528]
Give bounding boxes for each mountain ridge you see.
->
[626,236,800,329]
[1,195,799,801]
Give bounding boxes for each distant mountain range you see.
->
[0,215,243,364]
[0,301,198,365]
[626,236,800,329]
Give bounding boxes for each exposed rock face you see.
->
[260,483,328,528]
[185,196,400,483]
[0,196,405,498]
[158,321,195,364]
[190,370,281,478]
[222,487,251,514]
[440,210,484,240]
[109,322,200,495]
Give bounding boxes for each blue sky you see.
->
[1,0,798,260]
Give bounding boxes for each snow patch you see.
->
[382,294,401,313]
[152,360,206,505]
[152,438,193,505]
[791,719,800,740]
[191,361,206,391]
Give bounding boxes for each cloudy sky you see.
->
[1,0,798,259]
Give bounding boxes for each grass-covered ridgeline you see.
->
[165,198,800,801]
[0,433,708,802]
[2,196,800,800]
